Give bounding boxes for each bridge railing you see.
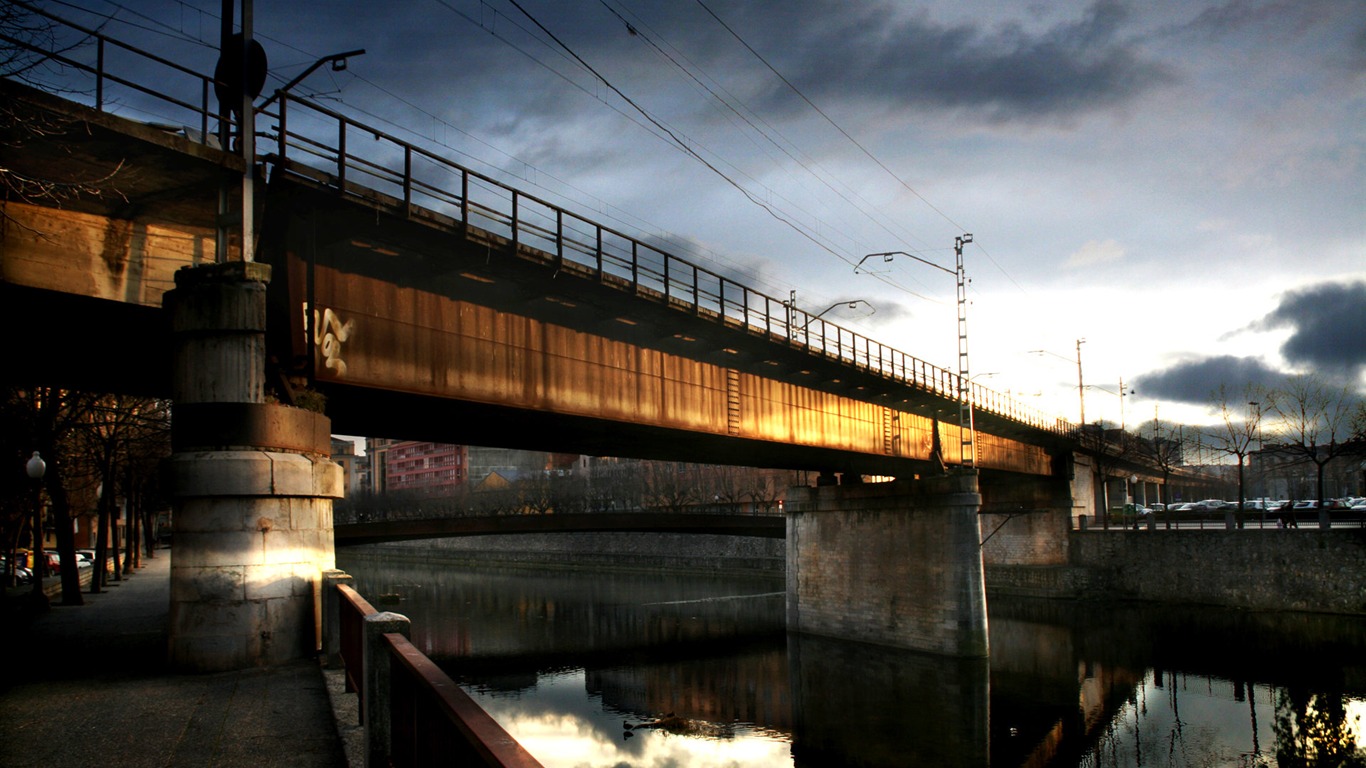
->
[9,4,1072,438]
[263,93,1071,436]
[331,576,543,767]
[5,2,227,144]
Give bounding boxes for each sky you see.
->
[37,0,1366,432]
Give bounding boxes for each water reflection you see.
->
[340,550,1366,767]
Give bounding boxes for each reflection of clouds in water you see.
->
[470,670,792,768]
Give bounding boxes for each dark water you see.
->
[339,550,1366,767]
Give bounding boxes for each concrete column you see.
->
[786,471,987,657]
[164,263,342,672]
[364,611,411,768]
[321,569,353,668]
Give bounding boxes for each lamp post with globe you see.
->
[26,451,47,603]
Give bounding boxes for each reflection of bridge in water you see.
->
[348,552,1366,767]
[335,510,785,545]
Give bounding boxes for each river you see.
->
[338,548,1366,767]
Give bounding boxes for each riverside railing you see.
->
[325,571,543,768]
[9,3,1072,439]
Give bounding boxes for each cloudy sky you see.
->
[46,0,1366,429]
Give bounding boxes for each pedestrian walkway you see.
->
[0,552,348,767]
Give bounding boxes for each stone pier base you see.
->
[785,472,987,657]
[163,263,341,672]
[165,443,340,670]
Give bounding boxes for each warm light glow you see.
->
[466,671,793,768]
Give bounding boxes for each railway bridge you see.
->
[4,14,1087,670]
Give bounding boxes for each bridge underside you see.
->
[257,177,1062,480]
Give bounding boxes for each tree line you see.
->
[2,387,170,610]
[1083,373,1365,528]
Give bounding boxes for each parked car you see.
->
[39,552,61,577]
[2,557,33,586]
[1292,500,1319,510]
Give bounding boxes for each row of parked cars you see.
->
[2,549,98,584]
[1130,498,1366,516]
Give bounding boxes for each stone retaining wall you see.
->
[356,522,1364,616]
[1063,529,1366,614]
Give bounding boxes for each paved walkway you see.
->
[0,552,349,767]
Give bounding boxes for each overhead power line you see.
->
[693,0,1026,292]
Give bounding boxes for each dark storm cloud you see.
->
[1160,0,1366,75]
[1257,280,1366,375]
[742,0,1174,119]
[1133,356,1285,405]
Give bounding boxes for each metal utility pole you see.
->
[1076,338,1086,427]
[858,236,974,466]
[216,0,259,263]
[954,234,974,467]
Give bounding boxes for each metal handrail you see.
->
[385,632,546,767]
[10,4,1072,438]
[337,582,377,707]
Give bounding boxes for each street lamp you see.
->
[1249,400,1262,500]
[258,48,367,109]
[801,300,874,330]
[859,234,976,467]
[1029,338,1086,428]
[1085,378,1135,429]
[26,451,47,600]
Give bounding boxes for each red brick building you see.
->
[368,439,469,492]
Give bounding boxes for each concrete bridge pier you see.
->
[785,472,987,657]
[163,263,342,672]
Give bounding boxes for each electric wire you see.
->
[496,0,932,302]
[54,0,937,309]
[598,0,940,291]
[694,0,1026,292]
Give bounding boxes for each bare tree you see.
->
[1,386,103,607]
[69,394,168,591]
[1265,374,1361,528]
[1139,416,1187,529]
[1,3,126,229]
[1206,385,1264,528]
[641,461,697,514]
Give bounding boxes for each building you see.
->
[329,437,369,496]
[367,439,469,493]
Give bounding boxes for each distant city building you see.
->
[466,447,578,487]
[329,437,368,496]
[367,438,469,493]
[1251,444,1364,500]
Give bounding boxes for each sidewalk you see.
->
[0,552,349,767]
